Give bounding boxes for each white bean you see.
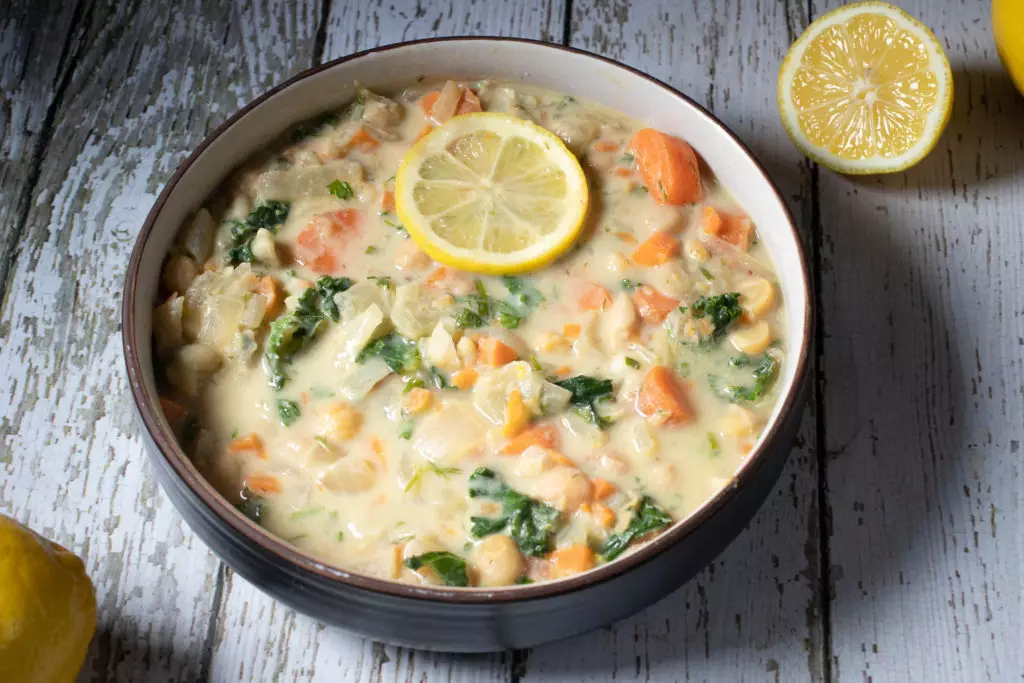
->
[472,535,525,587]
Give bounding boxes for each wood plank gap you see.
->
[0,0,90,316]
[560,0,572,46]
[196,563,230,682]
[313,0,332,66]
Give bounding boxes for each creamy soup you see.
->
[153,80,785,588]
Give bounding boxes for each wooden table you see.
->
[1,1,1020,681]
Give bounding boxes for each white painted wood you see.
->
[205,2,565,681]
[813,1,1024,681]
[0,2,319,681]
[520,3,824,681]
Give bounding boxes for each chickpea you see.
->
[606,251,628,275]
[530,468,593,513]
[729,320,772,355]
[319,401,363,443]
[472,535,525,587]
[161,254,199,295]
[736,277,776,319]
[719,404,758,437]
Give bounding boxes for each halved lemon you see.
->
[395,112,589,274]
[778,1,953,174]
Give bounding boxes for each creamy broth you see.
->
[153,80,785,587]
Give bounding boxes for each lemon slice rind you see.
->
[395,112,589,274]
[778,1,953,175]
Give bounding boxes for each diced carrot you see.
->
[424,267,449,288]
[478,337,518,366]
[503,389,530,437]
[419,91,440,115]
[591,478,617,501]
[348,126,380,151]
[631,231,680,267]
[160,397,187,424]
[613,167,632,177]
[594,140,619,153]
[701,206,754,251]
[245,474,281,495]
[370,436,385,456]
[592,504,616,528]
[294,209,362,274]
[563,323,581,339]
[628,128,703,205]
[613,231,637,244]
[500,424,559,455]
[451,368,479,389]
[257,275,282,315]
[553,365,572,378]
[578,283,611,311]
[634,285,680,323]
[381,189,395,213]
[637,366,695,426]
[549,545,596,578]
[403,387,433,415]
[228,433,266,459]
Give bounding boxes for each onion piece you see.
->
[429,80,462,125]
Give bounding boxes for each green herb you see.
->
[291,506,323,520]
[427,365,450,390]
[657,180,668,201]
[314,435,330,448]
[454,280,491,329]
[557,95,576,110]
[337,531,345,542]
[624,357,641,370]
[699,267,715,281]
[515,576,534,585]
[235,488,266,525]
[554,375,615,428]
[367,275,392,288]
[225,200,290,265]
[631,185,649,195]
[621,279,639,291]
[382,218,408,237]
[288,113,338,142]
[528,355,543,372]
[620,152,635,164]
[468,468,561,556]
[690,292,742,342]
[404,462,461,492]
[710,354,778,403]
[602,496,672,560]
[678,305,688,315]
[398,422,413,440]
[404,551,469,587]
[229,429,239,440]
[327,179,354,200]
[277,399,301,426]
[264,276,353,388]
[502,276,544,312]
[708,432,721,457]
[357,332,420,374]
[454,278,543,330]
[365,245,379,254]
[309,387,334,399]
[677,361,691,377]
[402,377,425,394]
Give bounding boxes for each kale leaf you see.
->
[710,354,778,403]
[264,287,326,389]
[404,551,469,587]
[315,275,353,322]
[327,179,354,200]
[225,200,290,266]
[454,278,543,330]
[235,487,266,525]
[277,399,301,426]
[601,496,672,560]
[554,375,615,428]
[690,292,742,342]
[357,332,420,374]
[468,468,561,557]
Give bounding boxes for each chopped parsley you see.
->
[690,292,742,342]
[621,279,639,291]
[710,354,778,403]
[357,332,420,374]
[624,357,641,370]
[276,399,301,426]
[327,179,354,200]
[404,461,461,492]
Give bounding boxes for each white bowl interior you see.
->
[132,39,809,534]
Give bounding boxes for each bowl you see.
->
[122,37,812,652]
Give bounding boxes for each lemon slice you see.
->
[395,112,589,274]
[778,1,953,174]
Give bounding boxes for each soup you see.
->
[153,80,784,588]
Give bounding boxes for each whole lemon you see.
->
[994,0,1024,94]
[0,514,96,683]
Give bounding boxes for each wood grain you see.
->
[520,3,825,681]
[205,2,565,681]
[812,1,1024,681]
[0,1,319,681]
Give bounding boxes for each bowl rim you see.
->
[122,36,813,604]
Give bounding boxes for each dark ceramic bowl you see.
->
[122,38,812,652]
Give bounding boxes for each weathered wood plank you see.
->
[0,1,319,681]
[520,1,825,681]
[813,1,1024,681]
[0,0,81,311]
[206,1,565,681]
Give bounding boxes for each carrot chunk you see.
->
[423,267,449,288]
[418,91,440,115]
[347,126,380,151]
[478,337,518,366]
[228,433,266,459]
[628,128,703,205]
[502,389,530,437]
[159,397,187,425]
[244,474,281,495]
[592,503,616,528]
[419,86,482,118]
[381,189,395,213]
[500,424,559,455]
[451,368,479,389]
[578,283,612,310]
[594,140,619,152]
[257,275,282,316]
[563,323,582,339]
[637,366,694,425]
[591,478,617,501]
[701,206,753,250]
[549,545,596,578]
[403,387,433,415]
[631,231,680,267]
[634,285,680,323]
